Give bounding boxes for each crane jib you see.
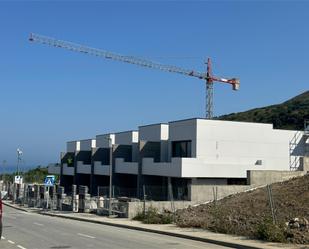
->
[29,33,240,119]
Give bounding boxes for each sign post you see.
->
[44,175,55,209]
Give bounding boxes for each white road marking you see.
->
[77,233,96,239]
[33,222,44,226]
[1,236,5,239]
[8,240,15,244]
[17,245,27,249]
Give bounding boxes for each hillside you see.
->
[176,174,309,244]
[219,90,309,130]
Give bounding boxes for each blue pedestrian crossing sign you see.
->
[44,175,55,186]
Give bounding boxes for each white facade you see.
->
[80,139,96,151]
[96,134,115,148]
[142,119,303,178]
[115,131,138,145]
[114,131,139,174]
[52,118,306,180]
[62,163,74,176]
[139,123,169,141]
[93,162,110,175]
[47,163,61,175]
[67,141,80,152]
[76,161,91,174]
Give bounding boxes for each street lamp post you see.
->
[17,148,23,177]
[108,137,113,217]
[1,160,6,181]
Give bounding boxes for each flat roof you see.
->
[139,122,168,128]
[168,117,273,126]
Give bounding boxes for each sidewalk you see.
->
[3,201,304,249]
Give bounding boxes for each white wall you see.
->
[114,131,138,145]
[194,119,301,172]
[168,119,197,158]
[139,124,169,141]
[94,162,110,175]
[63,164,74,176]
[96,134,115,148]
[76,161,91,174]
[80,139,96,151]
[140,119,304,178]
[115,158,138,175]
[67,141,80,153]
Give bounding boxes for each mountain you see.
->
[218,90,309,130]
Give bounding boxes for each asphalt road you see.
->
[0,205,232,249]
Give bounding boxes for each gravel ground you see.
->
[176,174,309,244]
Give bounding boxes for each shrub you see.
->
[256,219,286,243]
[133,206,173,224]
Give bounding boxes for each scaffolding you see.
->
[289,120,309,171]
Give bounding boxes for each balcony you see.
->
[76,161,91,174]
[142,158,264,178]
[63,163,74,176]
[93,161,110,175]
[115,158,138,175]
[48,164,60,175]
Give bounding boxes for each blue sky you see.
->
[0,1,308,169]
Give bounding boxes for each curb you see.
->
[3,201,30,213]
[4,202,275,249]
[39,212,265,249]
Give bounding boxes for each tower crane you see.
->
[29,33,240,119]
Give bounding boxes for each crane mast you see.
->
[29,33,239,118]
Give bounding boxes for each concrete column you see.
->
[57,186,64,210]
[303,157,309,172]
[90,148,96,196]
[72,184,77,212]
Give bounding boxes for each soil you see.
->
[176,174,309,244]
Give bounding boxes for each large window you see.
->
[172,140,192,158]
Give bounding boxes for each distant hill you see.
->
[218,90,309,130]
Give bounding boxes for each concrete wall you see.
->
[189,178,252,203]
[96,134,115,148]
[80,139,96,151]
[195,119,301,171]
[124,200,192,219]
[67,141,80,152]
[247,170,306,185]
[141,119,305,178]
[48,164,61,175]
[115,159,138,175]
[189,169,307,203]
[114,131,138,145]
[168,119,197,159]
[139,124,169,141]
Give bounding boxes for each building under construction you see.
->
[49,118,309,203]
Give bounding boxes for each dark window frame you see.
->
[172,140,192,158]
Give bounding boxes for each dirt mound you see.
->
[176,174,309,244]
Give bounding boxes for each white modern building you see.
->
[51,118,309,201]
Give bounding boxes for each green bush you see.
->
[256,219,286,243]
[133,206,173,224]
